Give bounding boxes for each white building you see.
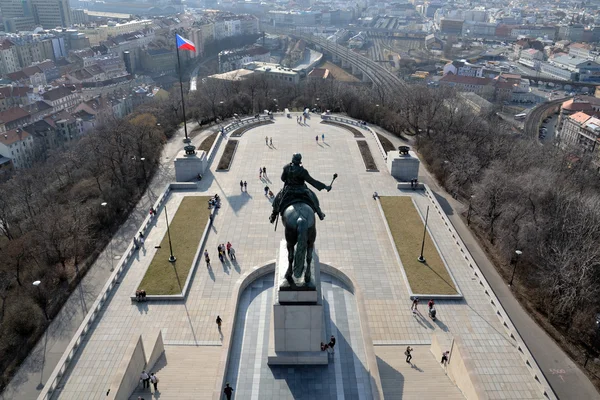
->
[0,128,34,169]
[243,62,300,84]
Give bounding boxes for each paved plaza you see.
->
[49,114,548,399]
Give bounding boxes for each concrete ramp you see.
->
[375,345,464,400]
[129,345,222,400]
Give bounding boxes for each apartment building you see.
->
[0,128,34,169]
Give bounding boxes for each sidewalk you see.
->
[0,122,215,400]
[374,127,600,400]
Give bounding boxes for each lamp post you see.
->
[164,206,176,263]
[100,202,115,271]
[584,313,600,368]
[467,195,475,226]
[509,250,522,286]
[418,206,430,263]
[33,280,49,320]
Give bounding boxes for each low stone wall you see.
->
[321,114,387,161]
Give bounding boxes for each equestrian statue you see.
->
[270,153,337,290]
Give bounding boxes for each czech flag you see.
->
[176,34,196,52]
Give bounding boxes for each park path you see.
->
[372,126,600,400]
[0,121,215,400]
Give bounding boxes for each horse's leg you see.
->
[286,243,295,284]
[305,225,316,284]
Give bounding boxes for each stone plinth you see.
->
[174,149,207,182]
[386,150,420,181]
[268,240,327,365]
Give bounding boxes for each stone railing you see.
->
[321,114,387,161]
[37,183,182,400]
[423,185,556,400]
[222,115,272,135]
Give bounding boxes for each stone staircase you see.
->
[375,345,465,400]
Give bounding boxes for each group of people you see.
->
[139,370,159,392]
[296,115,307,124]
[315,134,325,143]
[239,180,248,191]
[259,166,268,179]
[208,194,221,209]
[148,207,156,217]
[264,186,274,198]
[320,335,336,355]
[410,178,419,189]
[135,289,147,302]
[205,242,236,267]
[411,297,437,319]
[265,136,273,146]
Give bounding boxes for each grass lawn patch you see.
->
[357,140,379,171]
[321,120,364,137]
[377,133,396,153]
[380,196,458,295]
[138,196,211,295]
[198,132,217,152]
[217,140,238,170]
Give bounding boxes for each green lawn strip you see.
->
[380,196,458,295]
[138,196,211,295]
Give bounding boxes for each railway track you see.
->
[266,27,406,91]
[523,97,569,138]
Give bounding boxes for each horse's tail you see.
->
[293,217,307,278]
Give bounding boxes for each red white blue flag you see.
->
[176,34,196,52]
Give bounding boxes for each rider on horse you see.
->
[270,153,331,224]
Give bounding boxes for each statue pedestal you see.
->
[267,240,328,365]
[174,149,207,182]
[386,150,420,181]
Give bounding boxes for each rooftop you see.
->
[0,128,30,146]
[569,111,592,124]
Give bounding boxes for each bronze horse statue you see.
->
[281,202,317,288]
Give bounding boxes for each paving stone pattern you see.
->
[51,114,544,399]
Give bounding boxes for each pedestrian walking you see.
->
[205,250,211,268]
[263,166,266,176]
[264,185,269,196]
[140,370,150,389]
[240,180,244,191]
[243,181,247,191]
[265,136,269,145]
[218,244,224,262]
[315,135,319,143]
[216,315,222,330]
[226,242,232,257]
[259,167,262,179]
[270,137,273,146]
[139,232,145,247]
[322,133,325,142]
[224,383,234,400]
[133,237,139,249]
[229,246,236,260]
[411,297,419,312]
[428,299,435,310]
[328,335,336,354]
[441,351,449,365]
[150,373,159,391]
[405,346,413,363]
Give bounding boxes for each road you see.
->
[524,97,569,139]
[190,55,218,92]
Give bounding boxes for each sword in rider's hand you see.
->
[328,173,338,191]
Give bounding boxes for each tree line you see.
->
[0,91,182,390]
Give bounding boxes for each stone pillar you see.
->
[268,240,328,365]
[341,59,350,69]
[174,149,207,182]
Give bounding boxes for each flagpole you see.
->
[176,41,194,153]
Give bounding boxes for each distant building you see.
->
[559,111,600,153]
[31,0,71,28]
[442,60,483,77]
[439,74,495,99]
[243,62,300,84]
[0,40,21,75]
[0,128,34,169]
[568,43,594,60]
[140,48,176,74]
[218,45,270,73]
[440,19,463,35]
